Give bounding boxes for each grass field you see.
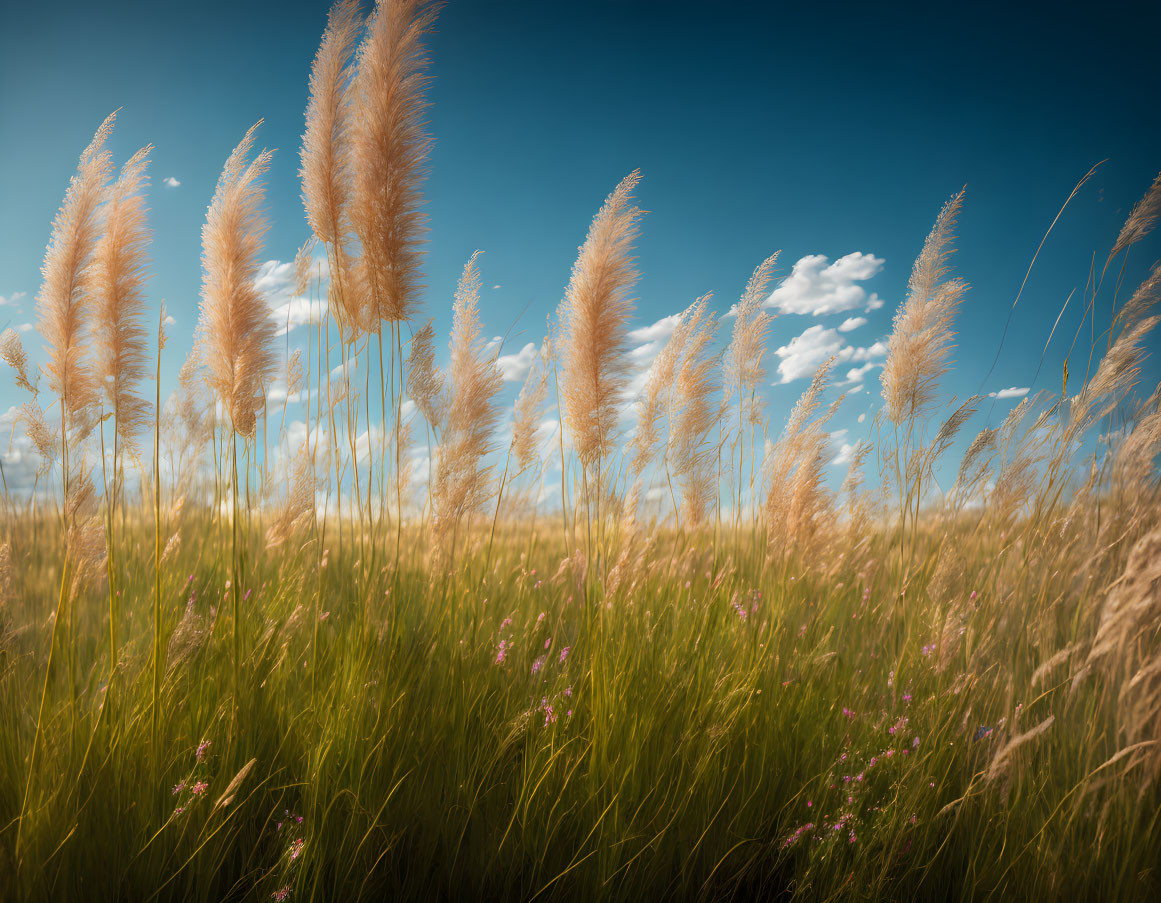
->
[2,0,1161,899]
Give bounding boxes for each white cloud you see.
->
[774,324,887,383]
[0,290,27,308]
[832,441,858,467]
[163,314,177,328]
[255,259,294,295]
[989,386,1029,400]
[163,176,181,188]
[492,284,501,290]
[765,252,884,316]
[625,313,685,399]
[272,297,328,336]
[838,316,866,333]
[857,412,866,423]
[496,342,538,383]
[329,357,357,382]
[775,326,842,383]
[17,323,34,333]
[255,257,330,335]
[628,313,682,346]
[845,361,878,384]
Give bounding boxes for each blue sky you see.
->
[1,0,1159,503]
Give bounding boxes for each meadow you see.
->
[2,0,1161,900]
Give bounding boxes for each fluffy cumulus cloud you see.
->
[774,324,887,383]
[496,342,538,382]
[765,252,884,316]
[622,313,682,403]
[255,258,329,335]
[838,316,866,332]
[627,313,682,349]
[845,361,878,384]
[832,441,858,467]
[0,290,27,309]
[989,386,1029,399]
[163,176,181,188]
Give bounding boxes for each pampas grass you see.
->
[431,252,501,564]
[198,122,277,440]
[880,189,967,426]
[6,13,1161,902]
[561,170,643,474]
[92,141,154,673]
[512,334,551,475]
[37,112,117,443]
[196,120,277,712]
[1,328,35,395]
[301,0,363,337]
[351,0,439,327]
[669,296,720,530]
[406,319,444,434]
[93,143,153,452]
[766,356,838,558]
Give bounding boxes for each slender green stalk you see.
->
[152,314,163,763]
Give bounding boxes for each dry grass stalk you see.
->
[293,240,315,300]
[406,320,444,434]
[933,395,983,461]
[351,0,440,326]
[724,252,778,427]
[954,426,998,504]
[766,358,839,556]
[561,170,643,472]
[607,482,653,599]
[1111,387,1161,496]
[301,0,363,336]
[1068,314,1159,442]
[1112,262,1160,337]
[37,111,117,435]
[197,122,278,439]
[431,252,502,560]
[881,189,968,425]
[19,401,59,473]
[840,439,873,542]
[669,297,721,528]
[629,301,695,481]
[513,330,552,473]
[1,329,35,395]
[66,472,108,594]
[1110,171,1161,261]
[986,715,1056,787]
[93,144,154,450]
[266,443,317,549]
[393,413,414,512]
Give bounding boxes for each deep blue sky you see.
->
[1,0,1159,496]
